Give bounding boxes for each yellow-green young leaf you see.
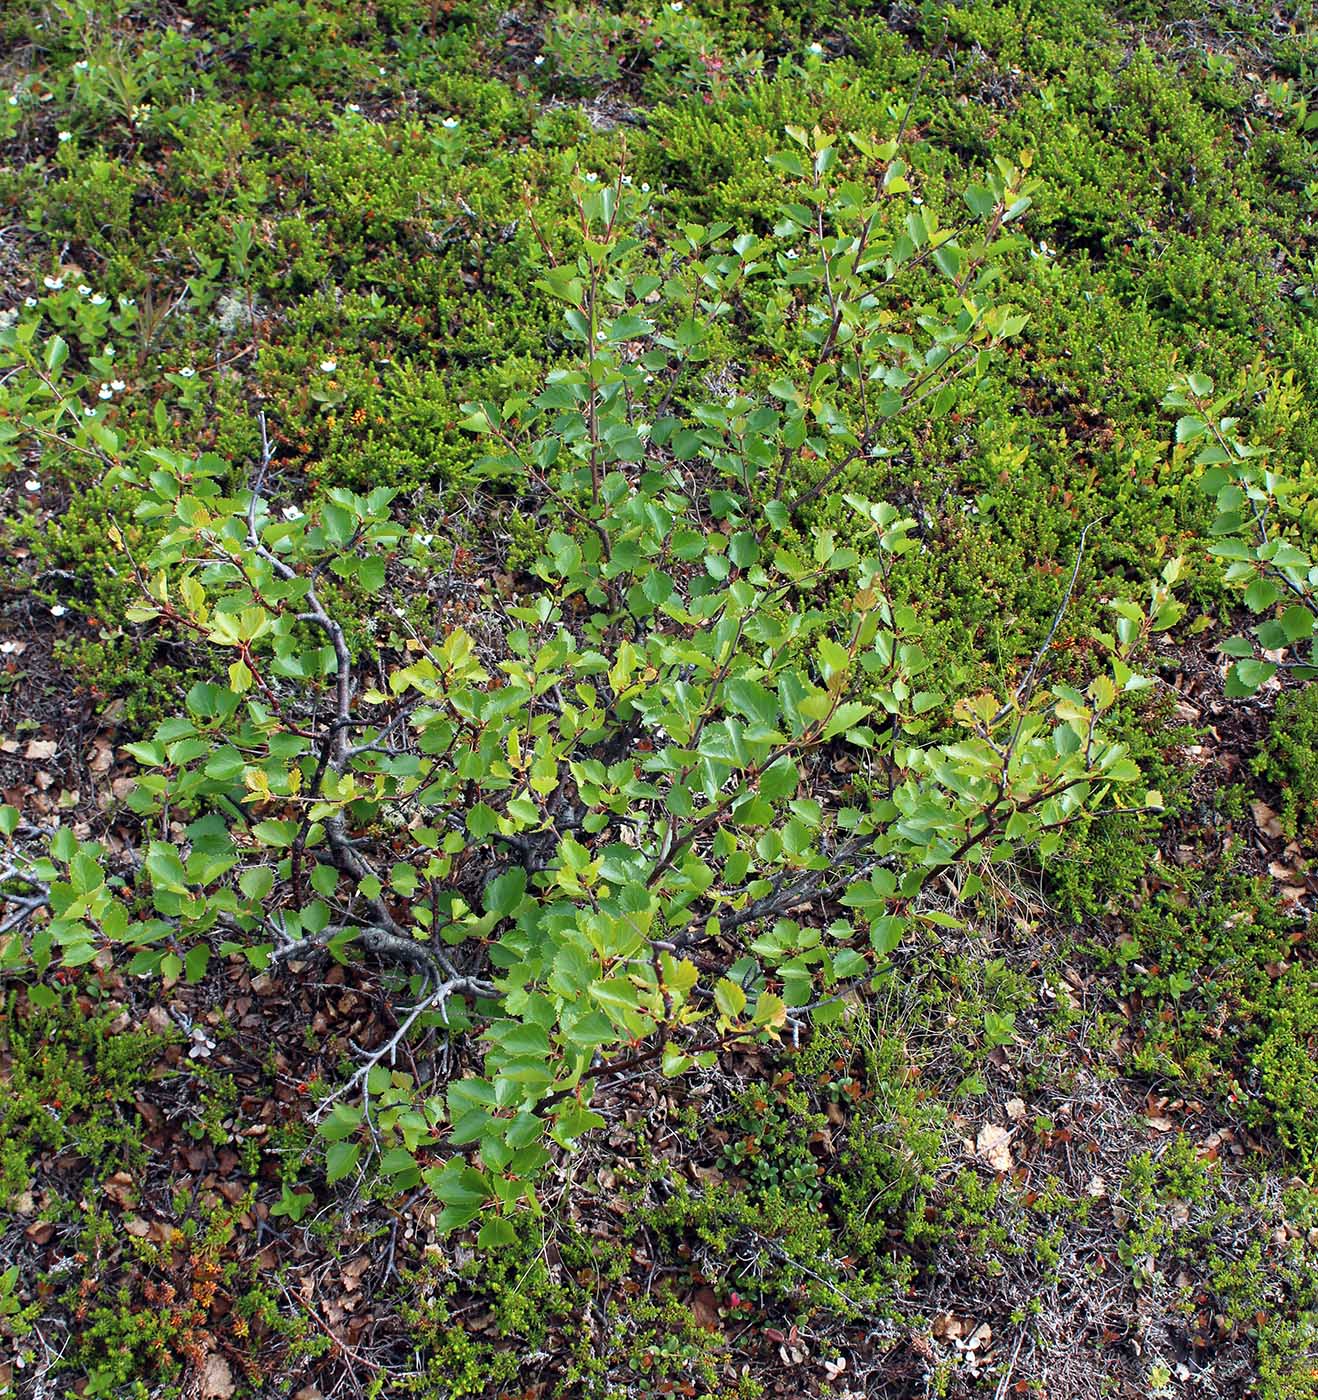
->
[179,575,205,614]
[1086,674,1116,712]
[660,953,699,997]
[816,636,851,682]
[753,992,787,1031]
[713,978,747,1019]
[228,659,253,693]
[208,613,242,646]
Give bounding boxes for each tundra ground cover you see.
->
[1,1,1316,1396]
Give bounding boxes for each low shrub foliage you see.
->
[0,127,1177,1237]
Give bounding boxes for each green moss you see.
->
[0,993,174,1206]
[1252,967,1318,1168]
[1254,686,1318,843]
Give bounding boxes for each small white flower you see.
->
[43,276,64,290]
[77,283,91,296]
[104,343,115,357]
[24,479,40,492]
[583,171,599,182]
[911,196,923,206]
[282,505,302,520]
[74,59,89,71]
[622,174,633,185]
[50,605,67,617]
[98,383,113,399]
[442,116,459,128]
[90,293,106,305]
[83,406,96,416]
[670,2,683,10]
[534,55,544,66]
[7,96,17,107]
[595,330,606,341]
[785,248,799,260]
[0,309,14,329]
[111,378,125,392]
[347,102,361,112]
[57,130,72,142]
[179,366,195,378]
[319,359,336,372]
[24,296,37,307]
[809,42,824,54]
[640,182,650,192]
[378,66,386,75]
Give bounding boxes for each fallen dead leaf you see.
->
[975,1123,1013,1171]
[1252,801,1284,839]
[102,1172,136,1208]
[690,1286,722,1332]
[200,1352,235,1400]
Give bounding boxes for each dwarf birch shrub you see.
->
[1167,372,1318,696]
[0,129,1162,1239]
